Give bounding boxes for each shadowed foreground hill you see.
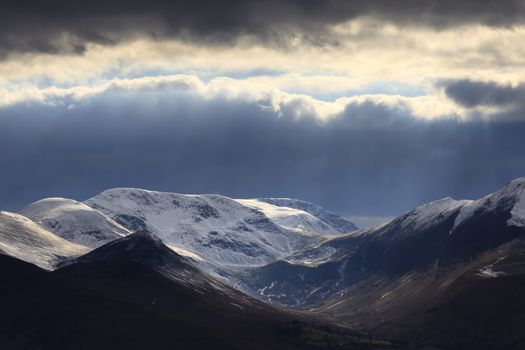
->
[0,232,417,350]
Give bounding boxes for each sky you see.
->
[1,0,525,218]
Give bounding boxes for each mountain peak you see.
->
[130,229,162,241]
[107,230,166,250]
[73,230,187,267]
[64,229,220,289]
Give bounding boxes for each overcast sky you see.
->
[1,0,525,217]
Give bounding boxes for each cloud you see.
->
[3,23,525,105]
[439,79,525,120]
[441,79,525,107]
[0,82,524,217]
[0,74,462,121]
[2,0,525,56]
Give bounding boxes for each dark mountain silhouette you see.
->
[0,232,411,350]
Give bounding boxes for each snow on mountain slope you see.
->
[85,188,318,267]
[20,198,130,248]
[0,211,89,270]
[454,176,525,229]
[371,177,525,242]
[255,198,358,233]
[378,197,472,240]
[236,199,347,236]
[511,181,525,227]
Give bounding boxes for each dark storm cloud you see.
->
[441,79,525,108]
[1,89,524,216]
[1,0,525,57]
[440,79,525,120]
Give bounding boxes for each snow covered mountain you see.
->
[14,188,355,277]
[20,198,130,248]
[84,188,330,267]
[0,211,89,269]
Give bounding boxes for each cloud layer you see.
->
[2,0,525,56]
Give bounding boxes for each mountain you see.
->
[83,188,352,268]
[0,211,89,270]
[237,198,357,235]
[20,198,130,248]
[0,233,410,350]
[240,177,525,349]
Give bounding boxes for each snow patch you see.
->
[477,266,506,278]
[167,244,204,262]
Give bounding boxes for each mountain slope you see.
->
[20,198,130,248]
[316,240,525,350]
[454,176,525,229]
[65,230,231,291]
[237,198,357,235]
[0,211,89,270]
[255,198,358,233]
[0,233,411,350]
